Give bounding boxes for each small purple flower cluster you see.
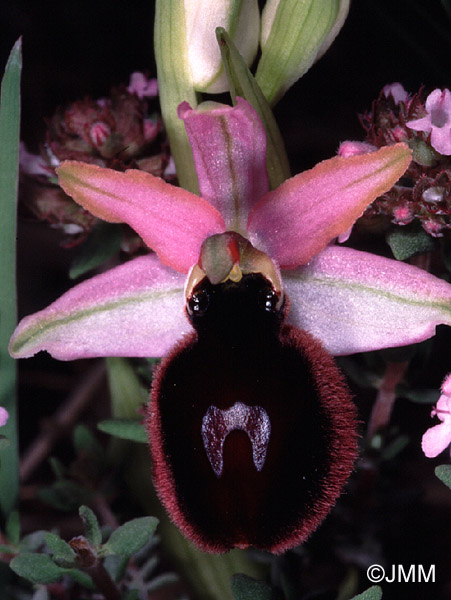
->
[342,84,451,237]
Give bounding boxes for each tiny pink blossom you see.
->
[143,118,160,143]
[391,126,409,143]
[406,88,451,155]
[422,375,451,458]
[127,72,158,99]
[337,141,377,158]
[392,204,413,225]
[89,122,111,147]
[422,219,444,237]
[383,82,408,105]
[442,373,451,396]
[0,407,8,428]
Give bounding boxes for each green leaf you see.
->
[106,357,148,420]
[10,552,72,584]
[73,425,105,464]
[350,585,383,600]
[20,531,49,552]
[6,510,20,545]
[381,434,410,460]
[230,574,276,600]
[146,572,179,592]
[65,568,94,589]
[409,136,440,166]
[49,457,66,480]
[0,38,22,517]
[104,517,159,558]
[216,27,291,191]
[69,222,122,279]
[98,419,147,444]
[386,223,435,261]
[0,543,16,554]
[45,533,76,567]
[10,552,93,588]
[123,591,140,600]
[435,464,451,490]
[103,553,129,582]
[38,480,92,512]
[396,384,440,404]
[79,505,102,546]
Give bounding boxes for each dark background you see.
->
[2,0,451,170]
[1,2,451,599]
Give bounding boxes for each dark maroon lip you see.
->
[148,272,358,554]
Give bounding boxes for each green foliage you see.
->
[79,505,102,546]
[7,508,161,597]
[0,37,21,517]
[98,419,148,443]
[69,221,122,279]
[216,27,291,190]
[74,424,106,464]
[103,516,159,558]
[10,552,91,587]
[6,510,20,545]
[396,384,440,404]
[44,533,77,567]
[230,574,278,600]
[386,223,435,261]
[38,479,92,512]
[106,356,149,418]
[349,586,383,600]
[435,464,451,489]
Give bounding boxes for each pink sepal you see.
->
[57,161,225,273]
[282,245,451,355]
[179,98,268,234]
[248,144,412,268]
[9,254,192,360]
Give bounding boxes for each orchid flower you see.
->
[422,374,451,458]
[10,98,451,554]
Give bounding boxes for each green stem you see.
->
[155,0,199,193]
[0,39,22,517]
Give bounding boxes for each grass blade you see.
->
[0,38,22,516]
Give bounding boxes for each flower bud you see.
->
[256,0,350,105]
[184,0,259,93]
[0,407,9,428]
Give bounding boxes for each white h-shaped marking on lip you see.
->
[201,402,271,478]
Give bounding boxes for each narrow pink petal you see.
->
[430,126,451,155]
[179,98,268,233]
[282,246,451,356]
[406,115,432,133]
[9,255,191,360]
[247,143,412,268]
[422,422,451,458]
[57,161,225,273]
